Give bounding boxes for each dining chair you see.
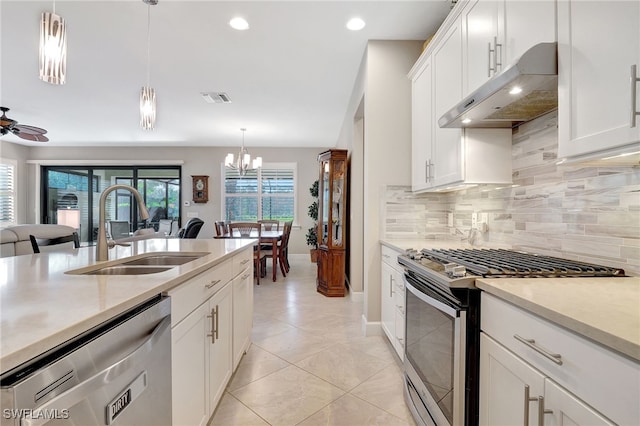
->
[262,220,292,277]
[178,218,204,239]
[258,220,280,231]
[157,219,174,235]
[228,222,265,284]
[30,232,80,254]
[214,221,228,237]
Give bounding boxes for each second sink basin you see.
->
[83,265,173,275]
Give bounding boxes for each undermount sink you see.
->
[83,265,174,275]
[122,255,203,266]
[66,251,209,275]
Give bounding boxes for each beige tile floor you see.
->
[210,257,416,426]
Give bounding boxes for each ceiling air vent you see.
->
[200,92,232,104]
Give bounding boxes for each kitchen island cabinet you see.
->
[167,246,252,423]
[478,283,640,426]
[557,0,640,161]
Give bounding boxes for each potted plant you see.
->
[305,180,319,262]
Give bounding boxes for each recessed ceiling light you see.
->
[229,17,249,30]
[509,86,523,95]
[461,118,472,124]
[346,17,366,31]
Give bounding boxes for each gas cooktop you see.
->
[398,248,626,287]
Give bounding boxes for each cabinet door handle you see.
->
[214,304,219,341]
[241,273,251,280]
[514,334,563,365]
[425,160,429,183]
[631,64,639,128]
[382,254,391,259]
[205,279,221,289]
[241,259,250,265]
[389,275,394,297]
[494,36,502,72]
[488,41,494,77]
[523,385,553,426]
[206,307,216,344]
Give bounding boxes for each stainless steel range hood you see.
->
[439,42,557,129]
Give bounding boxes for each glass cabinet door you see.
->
[332,159,345,247]
[321,160,330,245]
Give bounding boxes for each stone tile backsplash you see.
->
[383,112,640,275]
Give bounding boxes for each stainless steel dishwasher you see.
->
[1,295,171,426]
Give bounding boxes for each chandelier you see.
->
[225,128,262,176]
[39,1,67,85]
[140,0,158,130]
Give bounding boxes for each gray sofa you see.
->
[0,224,77,257]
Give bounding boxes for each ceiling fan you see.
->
[0,107,49,142]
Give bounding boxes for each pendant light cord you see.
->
[146,4,151,86]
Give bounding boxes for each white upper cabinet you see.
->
[409,7,512,193]
[462,0,556,97]
[557,0,640,160]
[411,56,433,192]
[433,18,465,187]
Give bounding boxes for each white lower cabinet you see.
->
[480,333,614,426]
[480,292,639,426]
[207,282,233,414]
[232,266,253,370]
[380,245,405,359]
[171,302,210,426]
[169,246,254,425]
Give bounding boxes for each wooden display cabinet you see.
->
[316,149,348,297]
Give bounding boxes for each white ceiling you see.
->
[0,0,451,148]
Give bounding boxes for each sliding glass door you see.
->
[42,166,181,244]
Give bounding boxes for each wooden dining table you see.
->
[214,230,283,282]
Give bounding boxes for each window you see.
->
[0,159,17,227]
[42,166,181,243]
[223,163,296,223]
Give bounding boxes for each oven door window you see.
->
[406,286,456,423]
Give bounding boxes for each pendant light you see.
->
[225,128,262,176]
[39,1,67,85]
[140,0,158,130]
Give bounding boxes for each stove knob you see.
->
[452,265,467,278]
[444,263,456,274]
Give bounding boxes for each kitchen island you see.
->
[0,237,256,375]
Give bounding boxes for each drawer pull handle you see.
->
[514,334,563,365]
[241,259,250,265]
[205,279,221,289]
[241,273,251,280]
[382,254,391,259]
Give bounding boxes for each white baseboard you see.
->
[361,315,382,336]
[349,291,364,303]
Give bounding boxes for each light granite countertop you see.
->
[0,238,256,374]
[477,278,640,362]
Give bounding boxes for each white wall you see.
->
[337,40,422,329]
[10,144,328,254]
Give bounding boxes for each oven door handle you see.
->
[405,279,460,318]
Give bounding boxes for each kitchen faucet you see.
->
[96,184,150,261]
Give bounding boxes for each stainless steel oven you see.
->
[398,248,626,426]
[402,265,479,426]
